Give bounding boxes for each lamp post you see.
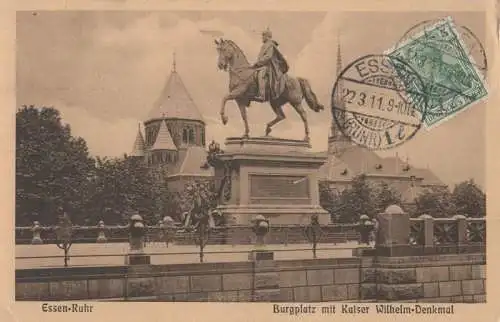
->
[161,216,175,247]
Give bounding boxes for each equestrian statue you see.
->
[215,27,324,142]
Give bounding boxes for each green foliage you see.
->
[16,106,95,226]
[16,105,178,227]
[373,182,403,213]
[414,187,456,217]
[319,175,402,223]
[451,179,485,217]
[414,181,487,218]
[86,156,175,225]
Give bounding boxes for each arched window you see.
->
[188,128,195,144]
[182,128,188,143]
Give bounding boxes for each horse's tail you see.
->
[298,77,324,112]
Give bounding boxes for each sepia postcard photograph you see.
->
[5,0,498,321]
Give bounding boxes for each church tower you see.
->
[129,123,146,158]
[142,53,207,167]
[150,118,177,166]
[328,35,352,156]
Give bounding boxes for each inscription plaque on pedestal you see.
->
[249,174,311,205]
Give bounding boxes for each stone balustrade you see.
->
[409,215,486,246]
[16,222,361,245]
[17,213,486,248]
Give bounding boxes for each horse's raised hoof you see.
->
[221,115,228,125]
[265,126,272,136]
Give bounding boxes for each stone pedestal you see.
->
[216,136,330,230]
[376,205,410,246]
[250,253,280,302]
[125,265,155,300]
[125,235,150,265]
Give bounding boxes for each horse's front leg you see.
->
[220,84,250,126]
[220,94,231,125]
[236,100,250,138]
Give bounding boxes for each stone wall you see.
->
[360,253,486,303]
[16,253,485,302]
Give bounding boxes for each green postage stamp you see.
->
[385,16,487,129]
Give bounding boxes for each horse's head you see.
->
[214,38,232,71]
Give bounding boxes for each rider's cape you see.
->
[256,40,289,99]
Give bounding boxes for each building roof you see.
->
[338,147,385,174]
[152,120,177,151]
[129,126,145,157]
[318,154,353,182]
[410,168,446,186]
[320,144,444,186]
[168,146,213,177]
[147,70,204,123]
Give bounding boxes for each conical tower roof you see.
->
[130,124,145,157]
[147,56,204,123]
[152,120,177,151]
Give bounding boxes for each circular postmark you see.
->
[331,54,428,150]
[398,19,487,79]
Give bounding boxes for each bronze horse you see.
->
[214,38,324,142]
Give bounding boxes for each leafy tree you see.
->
[320,176,403,223]
[373,182,402,213]
[414,188,456,217]
[451,179,486,218]
[319,182,339,217]
[85,156,175,225]
[16,106,95,226]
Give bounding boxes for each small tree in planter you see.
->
[55,212,73,267]
[304,214,323,259]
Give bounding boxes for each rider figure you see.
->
[252,27,289,101]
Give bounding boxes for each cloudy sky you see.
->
[16,10,486,187]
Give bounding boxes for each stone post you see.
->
[352,215,375,257]
[125,213,150,265]
[96,220,107,243]
[375,205,410,256]
[248,215,272,260]
[31,221,43,245]
[162,216,175,247]
[419,214,434,247]
[358,214,374,245]
[373,205,424,301]
[454,214,467,244]
[248,215,280,302]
